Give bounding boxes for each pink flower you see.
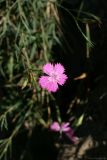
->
[50,122,71,132]
[39,63,68,92]
[50,122,78,143]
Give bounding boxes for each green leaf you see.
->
[7,56,14,81]
[74,114,84,127]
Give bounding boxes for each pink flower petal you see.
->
[39,76,58,92]
[61,122,71,132]
[46,81,59,92]
[54,63,65,74]
[39,76,49,89]
[57,74,68,85]
[43,63,54,75]
[50,122,60,132]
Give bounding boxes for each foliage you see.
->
[0,0,59,159]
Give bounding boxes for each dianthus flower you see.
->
[39,63,68,92]
[50,121,78,143]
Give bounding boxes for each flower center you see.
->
[48,72,59,82]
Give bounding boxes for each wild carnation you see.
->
[50,121,78,143]
[39,63,68,92]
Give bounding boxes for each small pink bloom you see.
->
[50,122,78,143]
[39,63,68,92]
[50,122,60,132]
[61,122,71,132]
